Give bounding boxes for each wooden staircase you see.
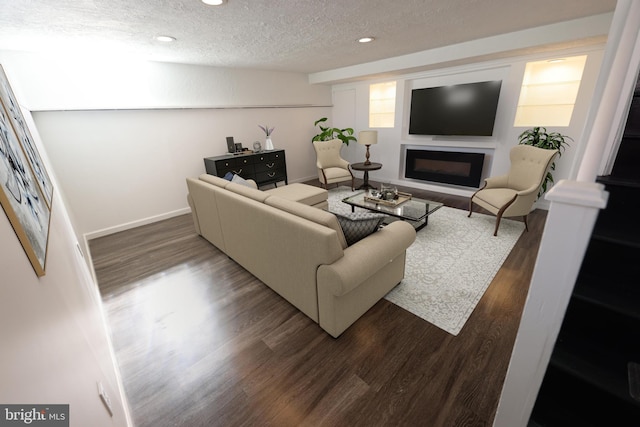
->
[529,88,640,425]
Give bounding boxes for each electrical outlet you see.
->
[97,381,114,417]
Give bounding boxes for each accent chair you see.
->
[313,139,354,190]
[468,145,559,236]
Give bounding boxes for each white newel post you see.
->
[492,181,607,426]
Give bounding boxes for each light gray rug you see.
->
[328,187,525,336]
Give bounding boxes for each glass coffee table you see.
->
[342,191,443,231]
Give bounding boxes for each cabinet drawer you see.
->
[217,156,254,168]
[256,168,286,184]
[207,157,254,177]
[254,157,285,173]
[216,158,237,169]
[225,164,254,179]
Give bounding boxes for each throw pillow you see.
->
[231,174,253,188]
[223,171,234,181]
[333,211,386,246]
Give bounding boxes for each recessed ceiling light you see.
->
[156,35,176,42]
[358,37,375,43]
[202,0,226,5]
[548,58,566,63]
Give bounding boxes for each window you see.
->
[514,55,587,127]
[369,81,396,128]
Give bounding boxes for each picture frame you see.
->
[0,101,51,276]
[226,136,235,154]
[0,64,54,209]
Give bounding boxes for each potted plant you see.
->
[518,126,572,197]
[312,117,357,146]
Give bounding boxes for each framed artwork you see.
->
[0,64,54,209]
[0,70,51,276]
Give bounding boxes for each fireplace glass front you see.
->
[405,149,485,188]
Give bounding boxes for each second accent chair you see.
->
[313,139,354,190]
[468,144,559,236]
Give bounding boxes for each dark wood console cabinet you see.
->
[204,150,288,188]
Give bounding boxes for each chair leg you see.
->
[467,186,485,218]
[523,215,529,232]
[493,215,502,237]
[320,170,329,189]
[492,195,518,236]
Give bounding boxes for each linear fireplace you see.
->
[405,149,485,188]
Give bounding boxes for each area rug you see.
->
[327,187,525,335]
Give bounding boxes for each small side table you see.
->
[350,162,382,190]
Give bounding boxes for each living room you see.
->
[1,1,638,426]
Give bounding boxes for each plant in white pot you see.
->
[518,126,572,197]
[259,124,275,150]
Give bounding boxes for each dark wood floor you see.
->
[90,178,547,427]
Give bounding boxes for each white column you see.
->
[493,181,607,427]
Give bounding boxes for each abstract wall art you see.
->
[0,65,52,276]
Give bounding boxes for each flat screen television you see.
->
[408,80,502,136]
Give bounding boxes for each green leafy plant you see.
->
[312,117,357,146]
[518,126,572,197]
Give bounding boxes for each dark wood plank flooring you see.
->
[90,178,546,427]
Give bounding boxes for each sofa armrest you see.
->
[317,221,416,297]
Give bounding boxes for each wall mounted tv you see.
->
[409,80,502,136]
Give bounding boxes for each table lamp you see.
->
[358,130,378,165]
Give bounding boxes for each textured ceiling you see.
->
[0,0,617,74]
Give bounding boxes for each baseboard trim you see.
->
[84,207,191,241]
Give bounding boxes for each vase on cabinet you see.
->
[265,137,274,150]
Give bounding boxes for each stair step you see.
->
[594,175,640,246]
[611,138,640,180]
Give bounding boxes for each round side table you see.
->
[350,162,382,190]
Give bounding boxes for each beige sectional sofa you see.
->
[186,173,416,337]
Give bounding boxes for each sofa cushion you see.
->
[333,211,386,246]
[266,183,328,207]
[265,196,348,249]
[231,173,255,188]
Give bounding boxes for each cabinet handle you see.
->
[267,163,275,168]
[268,172,276,177]
[233,169,242,175]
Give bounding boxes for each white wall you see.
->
[0,109,130,426]
[33,106,330,241]
[331,46,606,201]
[0,51,331,111]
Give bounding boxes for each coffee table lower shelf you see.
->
[342,191,443,231]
